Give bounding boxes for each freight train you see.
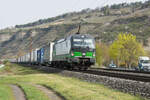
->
[16,33,96,70]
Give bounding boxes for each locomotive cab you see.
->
[70,34,96,67]
[52,34,96,70]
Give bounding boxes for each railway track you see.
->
[83,69,150,82]
[91,67,150,74]
[20,64,150,82]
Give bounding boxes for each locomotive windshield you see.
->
[73,38,95,49]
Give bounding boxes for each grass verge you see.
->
[0,62,41,75]
[19,84,50,100]
[0,84,15,100]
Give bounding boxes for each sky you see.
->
[0,0,147,29]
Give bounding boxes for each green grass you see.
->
[19,84,50,100]
[0,84,15,100]
[0,63,148,100]
[35,74,146,100]
[0,62,41,75]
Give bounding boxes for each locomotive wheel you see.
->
[78,66,83,71]
[83,67,88,71]
[69,66,73,70]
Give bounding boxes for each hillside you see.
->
[1,1,150,59]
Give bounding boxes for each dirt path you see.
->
[34,84,64,100]
[10,85,26,100]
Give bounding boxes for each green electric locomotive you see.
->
[52,33,96,70]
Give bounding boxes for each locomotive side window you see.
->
[73,39,82,47]
[84,39,95,49]
[73,38,95,49]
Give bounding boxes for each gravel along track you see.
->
[33,84,64,100]
[85,69,150,82]
[10,84,26,100]
[58,69,150,99]
[26,64,150,82]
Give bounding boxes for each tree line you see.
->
[96,33,145,68]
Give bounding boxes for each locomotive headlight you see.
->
[93,53,96,57]
[71,52,74,56]
[82,53,85,55]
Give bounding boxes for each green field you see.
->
[0,62,148,100]
[0,84,15,100]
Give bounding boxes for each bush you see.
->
[3,60,8,64]
[109,33,145,68]
[96,42,110,66]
